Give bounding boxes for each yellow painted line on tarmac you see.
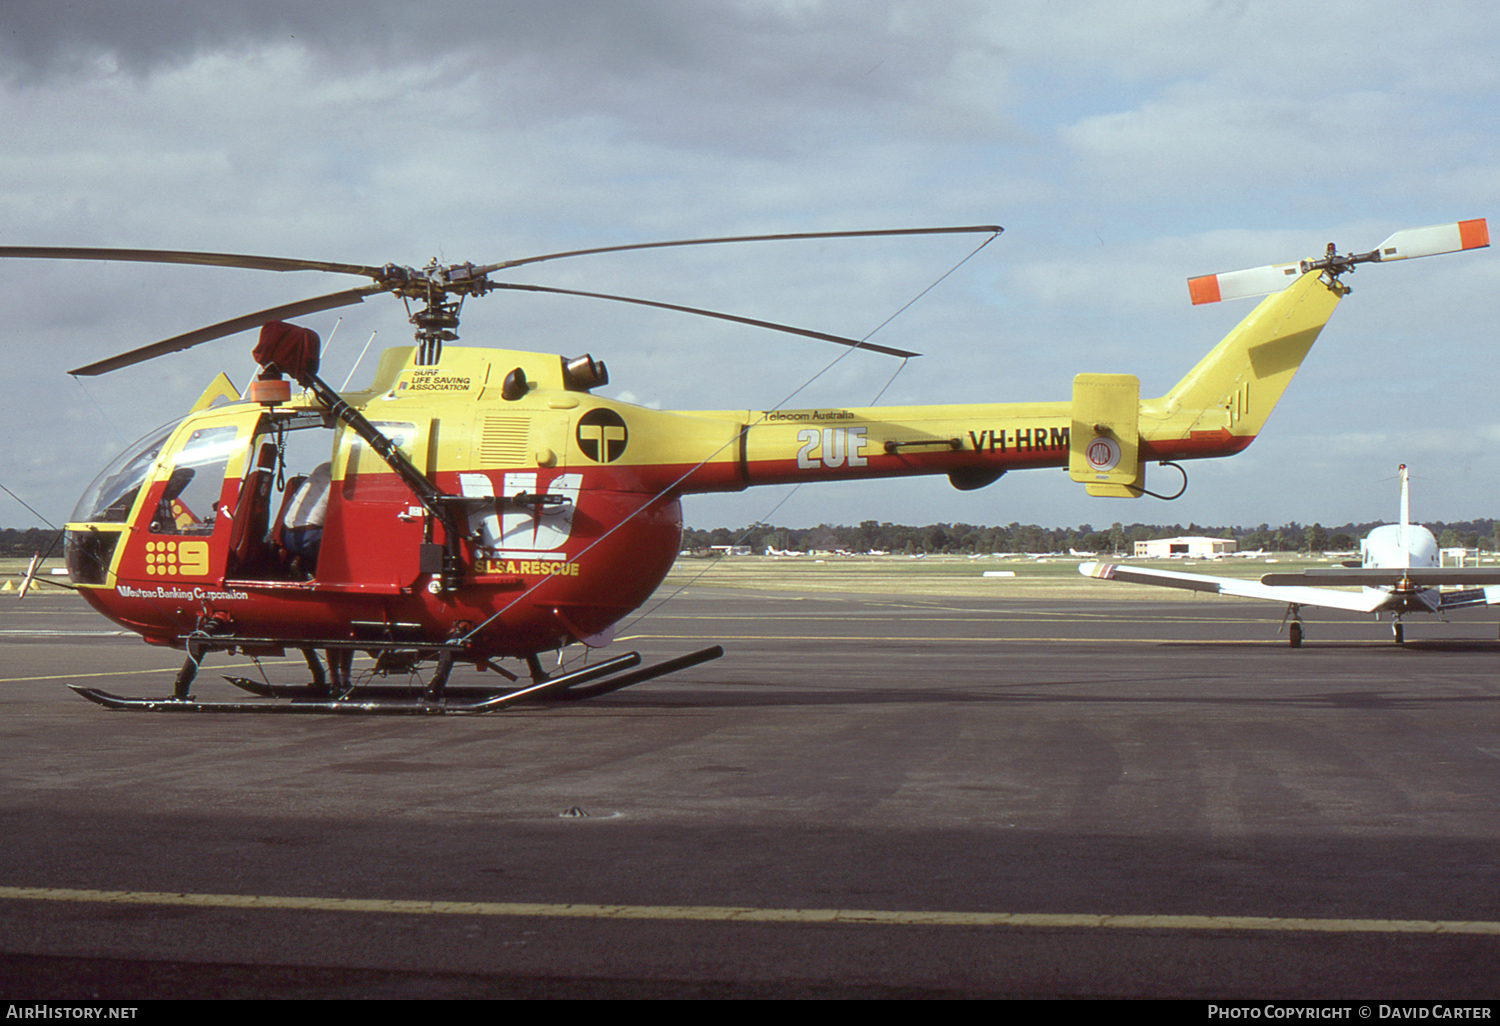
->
[619,633,1291,646]
[1,886,1495,936]
[0,667,176,684]
[0,658,301,685]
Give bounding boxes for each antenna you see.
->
[340,331,378,392]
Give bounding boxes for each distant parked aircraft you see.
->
[1080,466,1500,646]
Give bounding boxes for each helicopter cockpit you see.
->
[63,383,439,595]
[65,413,225,585]
[65,400,350,587]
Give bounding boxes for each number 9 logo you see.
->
[145,540,211,577]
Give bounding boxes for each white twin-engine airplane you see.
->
[1080,465,1500,646]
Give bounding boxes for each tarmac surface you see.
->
[1,581,1499,999]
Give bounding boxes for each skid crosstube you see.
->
[67,646,724,714]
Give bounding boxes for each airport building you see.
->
[1133,536,1237,559]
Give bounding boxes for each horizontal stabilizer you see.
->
[1069,374,1142,497]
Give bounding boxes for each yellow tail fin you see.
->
[1152,270,1342,441]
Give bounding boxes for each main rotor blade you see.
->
[0,246,384,278]
[488,281,920,359]
[482,225,1003,274]
[69,286,382,376]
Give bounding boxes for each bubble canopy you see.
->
[71,419,182,524]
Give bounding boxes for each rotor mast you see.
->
[379,259,497,365]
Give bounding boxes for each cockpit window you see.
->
[149,425,242,535]
[70,419,181,524]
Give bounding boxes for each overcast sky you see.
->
[2,1,1498,534]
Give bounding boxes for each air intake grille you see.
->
[480,416,529,467]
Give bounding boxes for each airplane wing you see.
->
[1079,561,1392,613]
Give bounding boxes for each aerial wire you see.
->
[71,376,129,444]
[627,230,1001,616]
[0,481,57,531]
[0,480,67,584]
[459,229,1000,657]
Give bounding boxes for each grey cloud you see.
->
[0,1,700,81]
[0,1,972,89]
[0,1,996,155]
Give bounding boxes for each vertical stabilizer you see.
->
[1157,270,1343,442]
[1398,463,1410,566]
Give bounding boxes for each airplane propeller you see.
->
[0,224,1001,376]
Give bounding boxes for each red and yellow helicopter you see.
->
[4,219,1488,713]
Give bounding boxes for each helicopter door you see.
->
[223,441,279,578]
[222,413,338,583]
[319,420,430,589]
[130,418,252,586]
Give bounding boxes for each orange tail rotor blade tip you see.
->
[1459,218,1489,251]
[1187,274,1222,305]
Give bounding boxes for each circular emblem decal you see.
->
[1085,436,1121,473]
[576,409,629,463]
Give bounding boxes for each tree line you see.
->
[8,519,1500,559]
[0,528,57,558]
[682,518,1500,556]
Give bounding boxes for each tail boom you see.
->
[666,270,1343,497]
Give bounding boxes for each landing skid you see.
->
[68,646,724,714]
